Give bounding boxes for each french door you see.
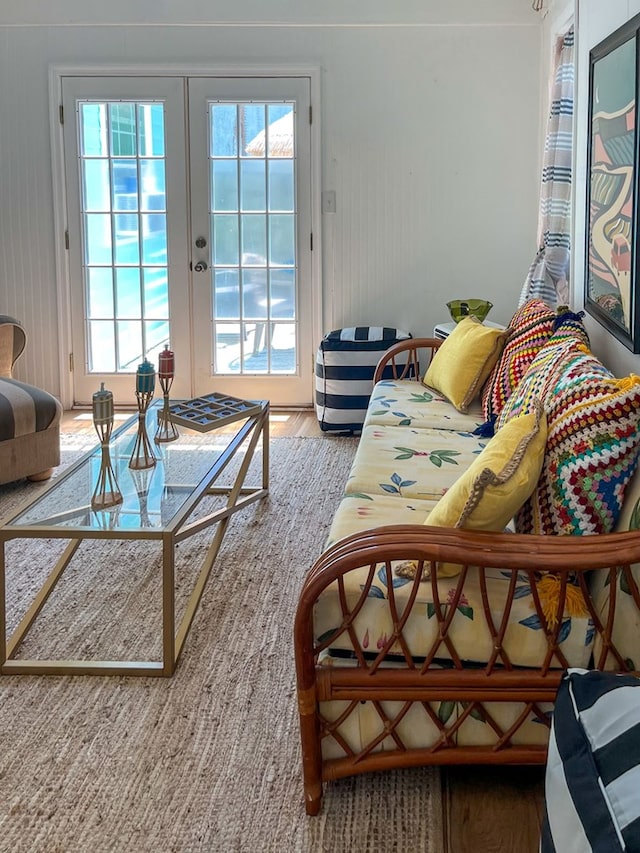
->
[62,75,314,407]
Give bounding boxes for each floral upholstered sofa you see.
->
[294,300,640,815]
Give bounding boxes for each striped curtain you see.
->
[519,27,574,309]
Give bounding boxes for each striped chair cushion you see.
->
[542,668,640,852]
[0,378,61,440]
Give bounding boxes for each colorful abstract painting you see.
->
[586,19,640,352]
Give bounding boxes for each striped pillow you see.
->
[541,668,640,852]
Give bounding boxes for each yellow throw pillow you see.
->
[423,316,510,412]
[423,401,547,577]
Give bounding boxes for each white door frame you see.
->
[49,63,323,410]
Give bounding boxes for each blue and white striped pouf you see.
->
[315,326,412,433]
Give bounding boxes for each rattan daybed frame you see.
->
[294,338,640,815]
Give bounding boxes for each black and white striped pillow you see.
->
[541,668,640,852]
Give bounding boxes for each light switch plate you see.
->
[322,190,336,214]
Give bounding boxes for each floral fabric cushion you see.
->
[481,299,556,423]
[615,463,640,533]
[423,317,509,413]
[365,378,485,432]
[344,423,488,502]
[319,687,554,760]
[314,557,594,671]
[326,491,438,548]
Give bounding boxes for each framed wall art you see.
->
[585,15,640,353]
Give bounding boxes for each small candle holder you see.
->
[129,359,157,470]
[155,344,179,443]
[91,383,123,510]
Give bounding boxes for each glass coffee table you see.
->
[0,398,269,677]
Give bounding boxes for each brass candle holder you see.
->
[155,344,179,443]
[129,359,157,470]
[91,383,123,510]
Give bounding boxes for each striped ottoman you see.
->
[315,326,412,433]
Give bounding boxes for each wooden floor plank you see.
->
[444,766,545,853]
[61,406,325,438]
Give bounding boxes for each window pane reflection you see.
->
[209,99,297,376]
[79,100,169,372]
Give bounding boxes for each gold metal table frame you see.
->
[0,400,269,677]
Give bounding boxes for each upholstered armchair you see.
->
[0,316,62,484]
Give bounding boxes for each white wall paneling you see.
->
[0,5,542,402]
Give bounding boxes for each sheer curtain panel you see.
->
[520,27,574,309]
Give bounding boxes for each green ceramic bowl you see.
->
[447,299,493,324]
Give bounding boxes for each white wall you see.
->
[0,1,542,399]
[573,0,640,375]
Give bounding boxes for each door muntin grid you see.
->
[78,100,170,373]
[209,102,297,376]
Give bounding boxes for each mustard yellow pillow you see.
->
[423,316,510,412]
[396,402,547,580]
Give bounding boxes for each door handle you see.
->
[191,260,208,272]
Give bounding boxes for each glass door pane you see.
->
[81,101,168,371]
[210,101,296,376]
[189,77,313,406]
[63,77,191,405]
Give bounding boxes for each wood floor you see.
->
[60,406,546,850]
[60,406,326,438]
[443,766,544,852]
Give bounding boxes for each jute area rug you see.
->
[0,434,443,853]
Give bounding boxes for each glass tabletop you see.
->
[5,400,265,532]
